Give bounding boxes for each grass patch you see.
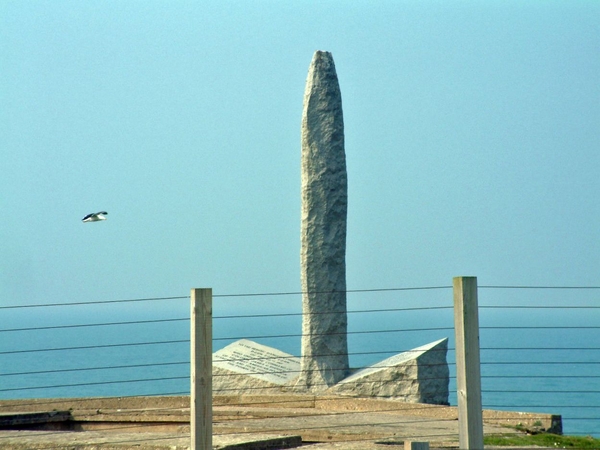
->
[485,433,600,448]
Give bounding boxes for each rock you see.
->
[212,339,300,395]
[327,338,450,405]
[298,50,350,392]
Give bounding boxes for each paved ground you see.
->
[0,430,558,450]
[0,395,560,449]
[0,430,303,449]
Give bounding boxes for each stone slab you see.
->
[213,340,300,386]
[328,338,449,405]
[338,338,447,383]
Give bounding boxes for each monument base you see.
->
[212,338,449,405]
[328,338,449,405]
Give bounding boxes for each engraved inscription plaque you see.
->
[213,339,300,385]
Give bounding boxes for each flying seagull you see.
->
[82,211,108,223]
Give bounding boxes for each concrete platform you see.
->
[0,395,562,449]
[0,430,302,449]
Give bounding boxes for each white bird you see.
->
[82,211,108,223]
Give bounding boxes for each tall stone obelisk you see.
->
[298,51,349,391]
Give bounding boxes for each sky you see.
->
[1,1,599,312]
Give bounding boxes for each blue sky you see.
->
[1,1,598,310]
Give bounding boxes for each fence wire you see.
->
[0,284,598,446]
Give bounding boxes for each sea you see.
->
[1,288,598,438]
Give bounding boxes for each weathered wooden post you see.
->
[453,277,483,449]
[191,288,212,450]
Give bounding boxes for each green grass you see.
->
[484,433,600,448]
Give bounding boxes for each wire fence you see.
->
[0,284,598,447]
[476,287,600,439]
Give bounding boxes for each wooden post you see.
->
[191,288,212,450]
[453,277,483,449]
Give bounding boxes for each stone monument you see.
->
[207,51,450,405]
[298,50,350,391]
[328,338,450,405]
